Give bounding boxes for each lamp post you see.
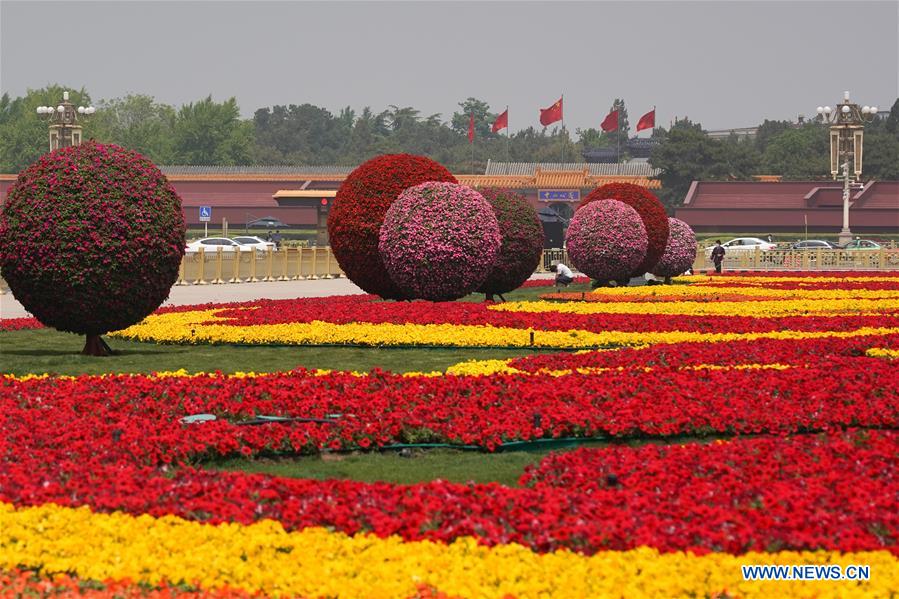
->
[36,91,95,152]
[815,91,878,245]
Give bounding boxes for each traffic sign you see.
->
[199,206,212,222]
[538,190,580,201]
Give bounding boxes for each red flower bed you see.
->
[0,317,43,332]
[192,295,899,335]
[327,154,456,299]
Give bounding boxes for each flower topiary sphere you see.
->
[566,199,647,282]
[476,188,544,296]
[580,182,669,276]
[328,154,457,299]
[379,182,501,301]
[652,217,697,279]
[0,142,185,352]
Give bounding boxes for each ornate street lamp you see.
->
[36,91,95,152]
[815,91,878,245]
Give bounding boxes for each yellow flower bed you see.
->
[588,285,899,300]
[1,502,895,599]
[866,348,899,359]
[494,298,899,317]
[110,310,899,349]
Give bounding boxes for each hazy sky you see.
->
[2,1,897,132]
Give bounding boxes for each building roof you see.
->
[676,180,899,232]
[484,161,660,177]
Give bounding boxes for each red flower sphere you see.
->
[328,154,457,298]
[0,142,185,337]
[476,188,544,296]
[579,182,669,276]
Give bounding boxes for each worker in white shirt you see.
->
[551,262,574,288]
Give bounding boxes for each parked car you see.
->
[841,239,882,250]
[705,237,777,257]
[185,237,252,254]
[231,236,276,252]
[789,240,840,250]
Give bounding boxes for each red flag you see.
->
[468,114,475,143]
[492,109,508,133]
[636,108,655,132]
[540,97,563,126]
[600,109,619,132]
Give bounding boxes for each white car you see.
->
[231,236,276,252]
[185,237,253,254]
[706,237,777,257]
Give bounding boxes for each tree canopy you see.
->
[2,85,898,212]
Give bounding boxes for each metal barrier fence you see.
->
[692,247,899,272]
[3,246,899,294]
[176,246,343,285]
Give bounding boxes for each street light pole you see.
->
[815,91,877,246]
[36,91,95,151]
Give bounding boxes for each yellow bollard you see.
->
[263,247,274,282]
[309,247,319,280]
[248,248,259,282]
[195,248,208,285]
[323,247,334,279]
[176,255,188,285]
[229,249,243,283]
[278,248,290,281]
[294,247,306,280]
[212,247,225,284]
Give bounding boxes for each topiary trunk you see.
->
[81,334,112,356]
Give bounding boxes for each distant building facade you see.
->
[676,180,899,233]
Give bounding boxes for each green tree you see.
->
[91,94,176,163]
[0,84,92,173]
[451,98,497,140]
[754,119,793,153]
[761,125,828,179]
[172,96,252,165]
[649,120,725,212]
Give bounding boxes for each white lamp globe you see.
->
[77,106,85,114]
[57,105,65,113]
[824,106,832,114]
[87,106,96,114]
[841,105,850,114]
[816,106,824,114]
[871,107,878,114]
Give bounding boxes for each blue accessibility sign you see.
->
[538,190,581,201]
[199,206,212,222]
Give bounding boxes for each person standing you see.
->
[711,240,726,274]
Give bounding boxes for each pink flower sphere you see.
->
[379,182,501,301]
[566,199,648,282]
[652,217,698,278]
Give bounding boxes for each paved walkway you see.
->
[0,278,367,319]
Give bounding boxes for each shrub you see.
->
[566,200,647,282]
[328,154,456,299]
[379,182,501,301]
[652,218,697,278]
[580,182,669,276]
[476,188,544,296]
[0,142,185,353]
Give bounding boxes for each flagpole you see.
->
[560,94,565,165]
[471,113,475,174]
[616,104,620,169]
[506,106,510,168]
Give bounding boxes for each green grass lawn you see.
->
[0,329,562,376]
[210,436,717,487]
[0,282,594,376]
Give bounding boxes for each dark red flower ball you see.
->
[579,183,669,276]
[476,188,544,296]
[0,142,185,335]
[328,154,456,298]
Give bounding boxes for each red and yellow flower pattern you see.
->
[2,272,898,597]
